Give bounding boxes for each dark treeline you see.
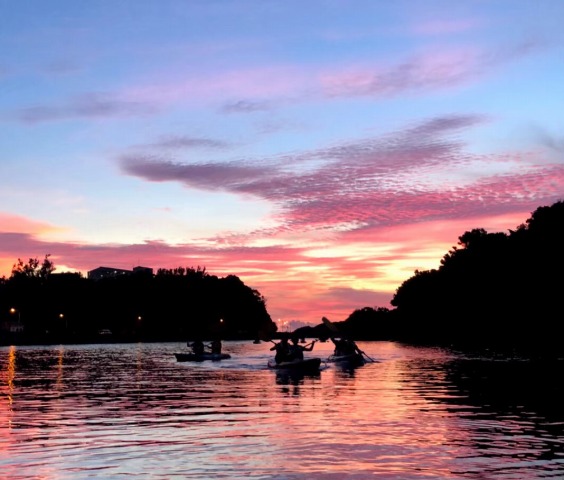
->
[0,263,277,345]
[296,200,564,354]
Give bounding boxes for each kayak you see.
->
[174,352,231,362]
[327,353,366,367]
[267,357,322,373]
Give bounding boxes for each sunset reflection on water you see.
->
[1,341,563,479]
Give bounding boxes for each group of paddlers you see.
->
[188,338,223,355]
[269,334,362,364]
[187,333,363,364]
[270,336,316,364]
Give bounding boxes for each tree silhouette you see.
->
[0,261,276,345]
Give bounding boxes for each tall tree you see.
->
[11,254,55,279]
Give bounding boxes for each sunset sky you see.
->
[1,1,563,326]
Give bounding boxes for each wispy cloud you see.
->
[4,40,539,126]
[220,100,273,114]
[116,115,465,208]
[319,41,540,99]
[10,92,158,124]
[150,135,233,150]
[118,113,564,241]
[120,154,274,191]
[0,213,65,236]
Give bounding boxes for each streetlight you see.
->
[9,308,20,323]
[9,308,23,333]
[59,313,67,330]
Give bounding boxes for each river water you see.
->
[1,340,563,479]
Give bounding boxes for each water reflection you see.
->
[3,346,16,429]
[1,341,563,479]
[275,369,322,396]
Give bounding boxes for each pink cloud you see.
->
[6,40,540,125]
[118,114,561,241]
[317,43,531,98]
[120,114,483,193]
[0,197,553,324]
[150,135,232,150]
[120,155,274,191]
[0,213,63,236]
[124,65,308,107]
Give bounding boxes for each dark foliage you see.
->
[388,200,564,350]
[0,261,276,345]
[299,200,564,354]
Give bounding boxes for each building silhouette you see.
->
[87,266,153,280]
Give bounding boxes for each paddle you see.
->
[322,316,339,333]
[255,328,278,344]
[321,316,376,363]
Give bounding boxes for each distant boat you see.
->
[98,329,112,336]
[253,339,261,344]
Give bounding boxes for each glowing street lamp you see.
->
[59,313,67,330]
[9,308,23,333]
[9,308,20,322]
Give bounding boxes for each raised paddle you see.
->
[322,316,339,333]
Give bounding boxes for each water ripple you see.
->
[1,342,564,478]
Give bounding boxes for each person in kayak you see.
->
[189,339,205,355]
[331,337,362,356]
[208,339,222,354]
[288,335,316,361]
[331,337,348,356]
[270,336,291,364]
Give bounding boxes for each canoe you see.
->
[267,357,322,373]
[327,353,366,367]
[174,352,231,362]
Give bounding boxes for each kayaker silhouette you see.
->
[289,336,316,361]
[270,336,291,364]
[331,337,361,356]
[208,339,222,354]
[189,339,205,355]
